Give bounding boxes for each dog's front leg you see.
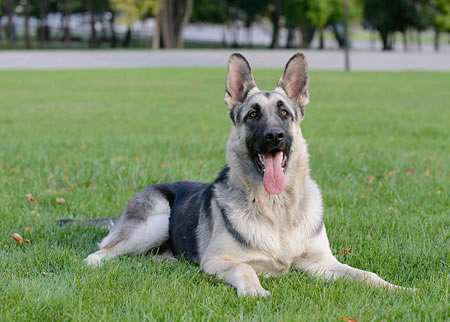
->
[295,229,413,291]
[202,258,270,297]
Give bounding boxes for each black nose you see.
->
[264,128,285,145]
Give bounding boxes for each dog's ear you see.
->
[277,53,309,117]
[224,53,257,111]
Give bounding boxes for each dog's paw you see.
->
[84,253,103,267]
[237,286,270,298]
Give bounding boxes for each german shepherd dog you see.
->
[79,53,410,296]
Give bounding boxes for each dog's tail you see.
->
[57,218,117,230]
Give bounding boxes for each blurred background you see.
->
[0,0,449,52]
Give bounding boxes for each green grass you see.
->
[0,68,448,321]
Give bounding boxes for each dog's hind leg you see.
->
[84,191,171,266]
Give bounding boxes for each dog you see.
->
[75,53,410,297]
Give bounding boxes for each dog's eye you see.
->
[280,110,288,117]
[277,100,283,108]
[249,112,257,118]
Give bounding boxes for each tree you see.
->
[307,0,333,49]
[158,0,193,48]
[283,0,321,48]
[110,0,158,47]
[433,0,450,51]
[328,0,362,48]
[269,0,282,48]
[4,0,15,48]
[364,0,417,50]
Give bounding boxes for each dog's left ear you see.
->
[277,53,309,117]
[225,53,257,112]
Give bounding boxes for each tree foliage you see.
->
[110,0,159,27]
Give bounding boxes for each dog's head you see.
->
[225,53,310,195]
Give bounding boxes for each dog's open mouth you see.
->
[255,150,287,195]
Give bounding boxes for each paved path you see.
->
[1,49,449,71]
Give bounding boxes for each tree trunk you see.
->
[122,26,132,47]
[380,30,392,50]
[109,11,117,48]
[286,28,294,48]
[87,0,97,48]
[269,0,281,49]
[38,0,47,47]
[63,1,72,48]
[299,23,314,49]
[402,31,407,52]
[318,28,324,49]
[160,0,193,49]
[434,28,440,51]
[152,11,161,50]
[24,1,31,49]
[5,0,15,48]
[332,23,345,48]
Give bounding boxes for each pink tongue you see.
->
[263,152,286,195]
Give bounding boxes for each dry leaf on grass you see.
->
[342,317,358,322]
[56,198,66,204]
[25,239,31,244]
[388,170,399,177]
[24,227,32,232]
[424,170,430,177]
[12,233,23,245]
[25,193,40,204]
[407,168,415,176]
[367,176,375,184]
[337,248,352,257]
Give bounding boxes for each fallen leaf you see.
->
[161,162,168,169]
[25,194,39,205]
[424,170,430,177]
[24,227,32,232]
[388,170,399,177]
[56,198,66,204]
[134,156,140,163]
[25,239,30,244]
[407,168,415,176]
[337,248,352,257]
[426,155,434,161]
[130,183,136,191]
[12,233,23,245]
[342,317,357,322]
[367,176,375,184]
[202,126,209,131]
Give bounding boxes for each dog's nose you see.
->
[264,128,285,145]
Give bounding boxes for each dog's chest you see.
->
[241,207,308,276]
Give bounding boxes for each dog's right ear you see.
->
[224,53,257,112]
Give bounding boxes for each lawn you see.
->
[0,68,448,321]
